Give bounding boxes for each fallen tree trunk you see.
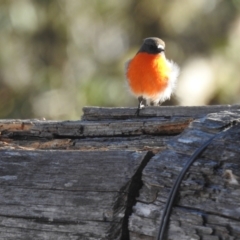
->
[0,105,239,239]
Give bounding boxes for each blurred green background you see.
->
[1,0,240,120]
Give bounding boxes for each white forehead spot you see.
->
[158,44,164,49]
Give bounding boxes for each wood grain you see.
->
[0,150,151,239]
[82,105,240,120]
[0,106,240,239]
[0,117,192,139]
[129,110,240,239]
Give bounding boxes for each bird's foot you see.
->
[135,106,144,116]
[135,97,146,116]
[135,102,146,117]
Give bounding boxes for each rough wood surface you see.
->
[129,110,240,239]
[0,117,192,139]
[0,106,240,239]
[0,149,152,239]
[82,105,240,120]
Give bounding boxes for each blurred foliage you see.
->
[0,0,240,119]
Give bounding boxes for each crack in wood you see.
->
[119,151,155,240]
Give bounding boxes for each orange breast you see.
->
[127,53,170,97]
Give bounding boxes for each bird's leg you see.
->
[135,96,146,116]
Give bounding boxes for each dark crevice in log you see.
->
[119,151,155,240]
[52,133,181,139]
[51,134,86,139]
[0,214,90,225]
[176,205,240,223]
[1,134,53,141]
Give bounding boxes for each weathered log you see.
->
[129,110,240,239]
[82,105,240,120]
[0,117,192,139]
[0,106,239,239]
[0,149,153,239]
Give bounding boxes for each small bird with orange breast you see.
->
[125,37,179,116]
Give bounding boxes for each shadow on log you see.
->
[0,105,239,239]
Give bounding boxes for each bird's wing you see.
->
[167,59,180,91]
[124,59,131,81]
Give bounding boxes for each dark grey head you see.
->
[138,37,165,54]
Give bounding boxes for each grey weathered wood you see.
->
[82,105,240,120]
[0,149,151,239]
[129,110,240,239]
[0,117,191,139]
[0,136,168,153]
[0,106,240,239]
[72,135,170,154]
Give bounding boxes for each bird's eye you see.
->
[149,45,156,51]
[146,44,164,54]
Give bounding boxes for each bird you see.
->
[125,37,179,116]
